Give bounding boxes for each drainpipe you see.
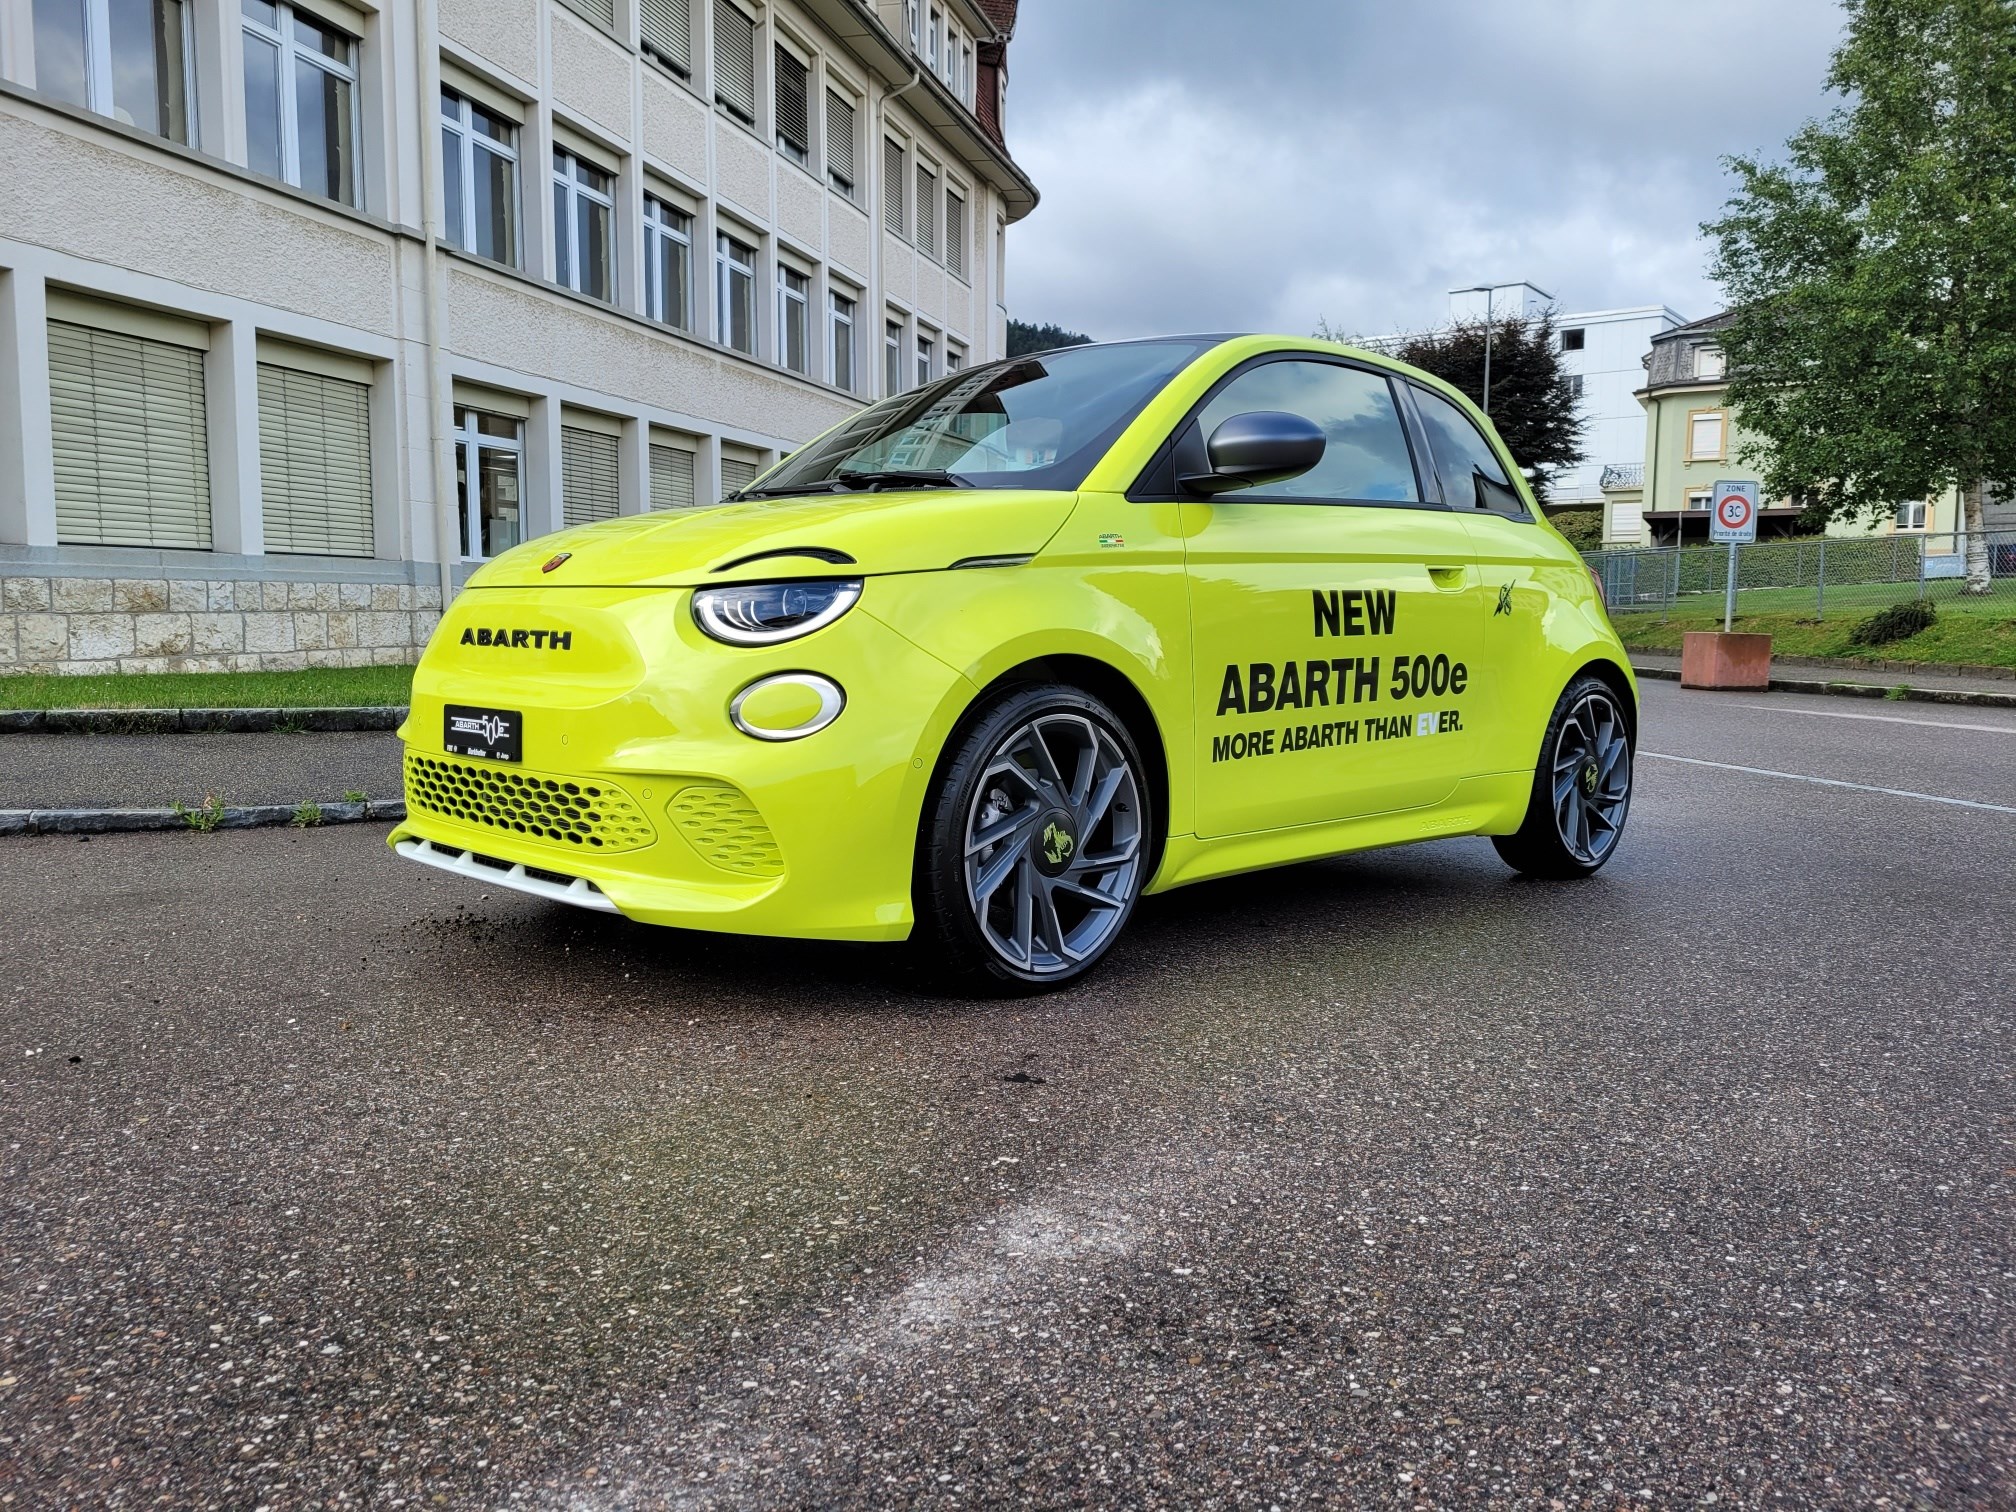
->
[416,0,456,618]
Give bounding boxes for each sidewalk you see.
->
[1627,650,2016,706]
[1,731,403,810]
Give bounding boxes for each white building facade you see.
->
[0,0,1035,674]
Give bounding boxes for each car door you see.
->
[1153,355,1487,838]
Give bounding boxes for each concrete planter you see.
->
[1681,631,1773,690]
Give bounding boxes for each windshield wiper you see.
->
[831,468,972,491]
[729,480,850,501]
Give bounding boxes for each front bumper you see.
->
[389,584,974,942]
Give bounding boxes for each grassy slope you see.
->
[0,664,416,710]
[1616,602,2016,670]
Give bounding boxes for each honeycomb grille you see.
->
[667,782,784,877]
[405,753,655,853]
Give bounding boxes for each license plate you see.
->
[443,704,523,763]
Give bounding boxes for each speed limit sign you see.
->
[1710,480,1760,543]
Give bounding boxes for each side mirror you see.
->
[1181,411,1326,495]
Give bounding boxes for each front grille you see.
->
[404,752,656,853]
[666,782,784,876]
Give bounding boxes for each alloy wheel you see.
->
[1551,688,1631,865]
[962,712,1144,976]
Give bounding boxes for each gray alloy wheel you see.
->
[1550,686,1632,865]
[962,711,1145,977]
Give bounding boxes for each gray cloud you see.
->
[1004,0,1845,338]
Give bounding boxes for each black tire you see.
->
[1492,673,1635,880]
[914,683,1153,993]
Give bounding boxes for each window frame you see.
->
[241,0,362,206]
[34,0,197,144]
[1895,499,1928,531]
[1685,407,1727,461]
[884,316,903,396]
[1127,351,1447,511]
[711,0,758,126]
[1693,345,1727,380]
[830,287,857,392]
[452,404,526,562]
[440,85,523,267]
[772,38,810,165]
[1561,327,1586,352]
[915,329,935,388]
[551,144,616,301]
[775,260,810,374]
[824,86,858,199]
[1684,489,1713,512]
[643,191,694,329]
[715,228,757,353]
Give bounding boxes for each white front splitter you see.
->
[394,837,621,913]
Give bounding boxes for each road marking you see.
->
[1721,701,2016,735]
[1642,752,2016,814]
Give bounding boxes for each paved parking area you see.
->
[1,680,2011,1508]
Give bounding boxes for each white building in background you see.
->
[1394,283,1686,506]
[0,0,1035,675]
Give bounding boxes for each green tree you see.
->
[1007,320,1093,358]
[1319,314,1586,503]
[1706,0,2016,593]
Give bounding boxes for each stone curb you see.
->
[1631,663,2016,709]
[0,706,406,735]
[0,798,407,837]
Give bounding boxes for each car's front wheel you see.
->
[914,684,1152,992]
[1492,673,1634,879]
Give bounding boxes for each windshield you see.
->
[740,339,1221,497]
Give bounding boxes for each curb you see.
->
[0,706,406,735]
[0,797,406,837]
[1631,664,2016,709]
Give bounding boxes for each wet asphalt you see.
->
[0,680,2012,1509]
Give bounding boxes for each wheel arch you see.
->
[1573,655,1639,743]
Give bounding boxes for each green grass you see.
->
[1616,594,2016,669]
[0,664,415,710]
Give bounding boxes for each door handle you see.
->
[1427,566,1468,591]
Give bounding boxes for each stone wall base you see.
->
[1,573,441,675]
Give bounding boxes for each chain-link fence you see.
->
[1583,530,2016,620]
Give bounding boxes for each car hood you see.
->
[465,489,1080,589]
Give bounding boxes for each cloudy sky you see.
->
[1002,0,1847,341]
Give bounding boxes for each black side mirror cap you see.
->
[1180,411,1327,495]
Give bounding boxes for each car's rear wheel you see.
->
[1492,673,1633,879]
[914,684,1151,992]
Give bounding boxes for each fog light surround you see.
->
[729,672,846,741]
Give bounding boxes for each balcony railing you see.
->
[1599,463,1644,490]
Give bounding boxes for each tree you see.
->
[1007,320,1093,358]
[1706,0,2016,593]
[1320,314,1585,503]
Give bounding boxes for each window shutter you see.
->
[713,0,756,122]
[561,426,621,525]
[719,455,761,498]
[915,164,937,257]
[640,0,691,71]
[558,0,615,30]
[944,189,966,276]
[825,90,855,190]
[258,362,374,557]
[48,320,212,549]
[882,138,904,233]
[650,442,698,509]
[774,45,808,155]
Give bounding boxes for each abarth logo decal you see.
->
[459,626,574,649]
[1042,822,1075,867]
[1098,533,1125,548]
[542,551,573,573]
[1495,582,1514,616]
[448,711,514,746]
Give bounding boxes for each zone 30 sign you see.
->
[1709,480,1761,543]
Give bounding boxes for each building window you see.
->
[928,7,941,71]
[825,89,857,198]
[650,436,698,509]
[947,25,961,91]
[1687,409,1725,461]
[558,0,614,29]
[716,231,756,353]
[440,87,520,267]
[33,0,193,143]
[258,358,374,556]
[1561,327,1585,352]
[644,194,693,329]
[882,137,905,234]
[713,0,757,124]
[720,451,762,499]
[944,186,966,277]
[561,422,621,526]
[774,43,808,164]
[1895,499,1928,531]
[552,148,614,301]
[453,405,524,560]
[776,265,809,373]
[640,0,690,75]
[946,342,963,373]
[916,331,934,388]
[905,0,919,52]
[242,1,359,206]
[48,317,211,548]
[961,42,973,103]
[1685,489,1712,512]
[915,162,937,258]
[830,290,856,392]
[884,317,902,396]
[1694,346,1727,380]
[1565,374,1583,399]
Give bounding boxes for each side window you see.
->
[1410,386,1526,517]
[1193,360,1419,502]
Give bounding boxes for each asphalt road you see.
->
[0,731,403,810]
[1,680,2011,1508]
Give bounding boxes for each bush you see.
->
[1849,598,1937,646]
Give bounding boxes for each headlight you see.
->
[691,579,862,645]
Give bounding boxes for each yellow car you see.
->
[392,335,1636,989]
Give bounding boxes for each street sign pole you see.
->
[1708,480,1761,631]
[1724,542,1739,633]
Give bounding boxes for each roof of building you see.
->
[1649,309,1736,343]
